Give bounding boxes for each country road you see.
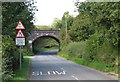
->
[28,50,118,81]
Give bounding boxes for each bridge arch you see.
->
[28,30,60,53]
[32,35,60,53]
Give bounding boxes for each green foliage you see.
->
[58,53,108,72]
[2,1,37,81]
[69,12,94,41]
[33,37,59,54]
[83,33,101,61]
[2,1,37,39]
[35,25,53,30]
[23,47,31,56]
[12,57,30,80]
[52,11,74,45]
[51,18,62,28]
[2,35,19,81]
[0,35,2,82]
[57,2,119,74]
[84,33,118,72]
[76,2,120,46]
[61,11,74,30]
[61,42,86,58]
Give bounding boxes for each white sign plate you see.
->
[16,38,25,46]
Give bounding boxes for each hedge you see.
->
[2,35,20,81]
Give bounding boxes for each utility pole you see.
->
[65,14,68,40]
[65,19,67,40]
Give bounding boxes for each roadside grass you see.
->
[37,47,58,52]
[58,53,118,74]
[12,56,30,80]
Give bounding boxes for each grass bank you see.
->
[34,47,59,54]
[58,53,119,76]
[40,47,58,51]
[59,41,119,77]
[12,56,30,80]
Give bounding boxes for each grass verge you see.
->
[38,47,58,52]
[58,53,119,76]
[12,56,30,80]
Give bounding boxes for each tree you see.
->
[74,2,120,69]
[51,18,62,28]
[75,2,119,47]
[2,0,37,81]
[2,1,37,39]
[69,11,94,41]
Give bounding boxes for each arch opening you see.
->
[32,36,60,55]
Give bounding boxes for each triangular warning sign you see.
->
[16,21,25,30]
[16,30,25,38]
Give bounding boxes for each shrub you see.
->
[0,35,2,82]
[61,42,86,58]
[2,35,19,81]
[83,33,101,62]
[23,47,31,56]
[85,33,118,72]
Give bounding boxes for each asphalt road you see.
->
[28,49,118,80]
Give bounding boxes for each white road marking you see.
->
[36,71,39,75]
[32,71,66,76]
[55,71,66,75]
[48,71,51,75]
[61,68,67,73]
[52,71,56,75]
[71,75,79,80]
[40,72,42,75]
[32,72,35,75]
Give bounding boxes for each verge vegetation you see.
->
[11,57,30,80]
[54,2,120,76]
[2,1,37,81]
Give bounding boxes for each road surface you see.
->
[28,50,118,81]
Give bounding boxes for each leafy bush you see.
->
[83,33,101,62]
[2,35,19,81]
[0,35,2,82]
[84,33,118,72]
[61,42,86,58]
[23,47,31,56]
[60,32,118,73]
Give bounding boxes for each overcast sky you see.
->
[34,0,85,26]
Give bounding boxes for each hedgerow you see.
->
[2,35,19,81]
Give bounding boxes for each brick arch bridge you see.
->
[28,29,61,52]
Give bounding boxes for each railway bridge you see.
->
[28,29,60,52]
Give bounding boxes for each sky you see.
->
[34,0,85,26]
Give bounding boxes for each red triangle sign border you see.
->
[16,20,25,30]
[16,30,25,38]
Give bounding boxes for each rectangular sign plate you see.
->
[16,38,25,46]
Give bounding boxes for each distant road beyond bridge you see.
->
[28,29,61,52]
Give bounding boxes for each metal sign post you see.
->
[15,20,25,70]
[20,46,22,70]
